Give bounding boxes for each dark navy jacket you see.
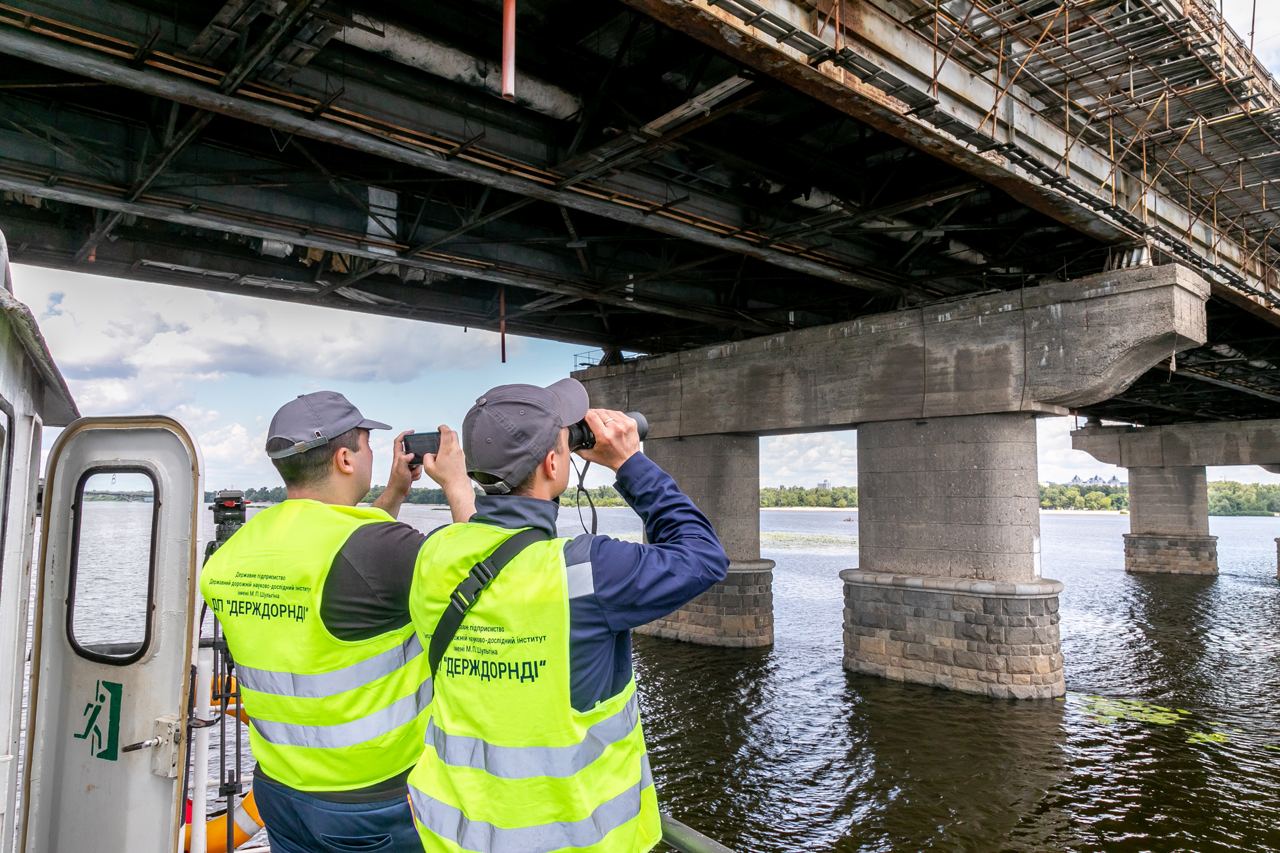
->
[466,452,729,710]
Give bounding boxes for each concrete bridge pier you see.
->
[578,264,1212,696]
[640,434,774,648]
[1125,466,1216,574]
[1072,419,1280,575]
[843,413,1065,699]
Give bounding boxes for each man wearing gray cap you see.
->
[405,378,729,852]
[200,390,476,852]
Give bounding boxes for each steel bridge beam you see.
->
[0,166,777,332]
[0,212,617,346]
[0,21,906,295]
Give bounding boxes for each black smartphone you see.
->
[403,432,441,466]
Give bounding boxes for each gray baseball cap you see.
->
[265,391,391,459]
[462,378,588,494]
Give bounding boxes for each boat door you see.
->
[19,417,201,853]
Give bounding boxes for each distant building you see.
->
[1050,474,1126,487]
[817,479,831,490]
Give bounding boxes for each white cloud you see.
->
[1036,416,1119,484]
[1223,1,1280,73]
[760,431,858,487]
[12,266,508,419]
[197,423,261,484]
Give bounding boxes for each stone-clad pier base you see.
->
[842,573,1065,699]
[636,560,774,648]
[1124,534,1218,575]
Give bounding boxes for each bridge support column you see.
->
[1067,421,1279,576]
[1124,466,1217,575]
[842,413,1065,699]
[639,434,774,648]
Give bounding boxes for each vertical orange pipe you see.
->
[502,0,516,101]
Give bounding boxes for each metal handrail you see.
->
[661,814,736,853]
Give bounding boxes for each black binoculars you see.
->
[568,411,649,452]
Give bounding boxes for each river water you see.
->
[65,503,1280,851]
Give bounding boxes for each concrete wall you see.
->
[645,435,760,561]
[576,265,1209,436]
[858,413,1040,582]
[1128,466,1211,537]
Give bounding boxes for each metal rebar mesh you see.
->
[900,0,1280,280]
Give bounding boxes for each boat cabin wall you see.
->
[0,300,68,851]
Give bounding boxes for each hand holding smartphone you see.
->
[403,432,441,466]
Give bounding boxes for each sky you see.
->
[1223,0,1280,71]
[8,1,1280,492]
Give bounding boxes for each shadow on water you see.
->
[839,679,1068,853]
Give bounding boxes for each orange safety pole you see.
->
[502,0,516,101]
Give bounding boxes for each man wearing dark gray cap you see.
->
[200,390,476,852]
[404,378,728,852]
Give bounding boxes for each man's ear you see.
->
[333,446,357,475]
[541,446,559,481]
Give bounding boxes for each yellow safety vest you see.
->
[407,522,660,852]
[199,500,432,792]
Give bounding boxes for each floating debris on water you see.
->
[1085,696,1188,726]
[1081,696,1264,751]
[1186,731,1229,745]
[761,531,857,549]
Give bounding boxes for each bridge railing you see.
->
[660,814,736,853]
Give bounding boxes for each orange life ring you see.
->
[183,788,263,852]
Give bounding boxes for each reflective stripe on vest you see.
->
[237,633,424,698]
[425,692,639,779]
[251,676,433,749]
[409,755,653,853]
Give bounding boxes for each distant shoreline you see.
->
[763,506,852,512]
[757,507,1131,514]
[1040,509,1125,515]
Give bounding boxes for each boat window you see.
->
[67,468,158,665]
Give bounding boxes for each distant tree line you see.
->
[559,486,627,507]
[1039,484,1129,511]
[204,481,1280,516]
[204,486,451,504]
[1206,481,1280,516]
[761,485,858,508]
[84,490,153,502]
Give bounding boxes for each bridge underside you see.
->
[0,0,1277,423]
